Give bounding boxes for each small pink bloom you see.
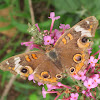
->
[88,56,98,67]
[42,87,47,98]
[88,48,92,55]
[55,31,62,40]
[42,87,58,98]
[70,93,79,100]
[73,74,80,80]
[38,82,44,86]
[59,24,70,34]
[44,30,48,33]
[59,24,70,30]
[73,71,86,81]
[47,84,56,91]
[21,41,39,50]
[82,90,92,97]
[21,41,33,46]
[28,74,35,83]
[47,84,63,91]
[44,36,54,45]
[57,82,71,89]
[93,74,100,84]
[48,12,60,34]
[48,12,60,20]
[29,44,40,50]
[35,23,41,32]
[83,78,95,89]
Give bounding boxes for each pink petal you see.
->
[50,12,55,18]
[28,74,34,81]
[65,24,70,29]
[35,23,41,32]
[51,39,54,44]
[38,82,44,86]
[42,87,47,98]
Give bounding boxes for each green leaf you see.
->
[29,94,38,100]
[11,19,28,33]
[54,0,81,13]
[0,4,8,9]
[14,81,37,90]
[0,24,14,31]
[39,20,51,30]
[1,71,9,87]
[16,94,27,100]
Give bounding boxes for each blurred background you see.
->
[0,0,100,100]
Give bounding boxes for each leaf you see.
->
[1,71,9,87]
[53,0,81,13]
[11,19,28,33]
[39,20,51,30]
[0,24,14,31]
[29,94,38,100]
[14,81,37,90]
[0,4,8,9]
[16,94,27,100]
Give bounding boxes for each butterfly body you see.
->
[0,16,98,84]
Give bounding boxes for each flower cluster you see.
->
[21,12,70,49]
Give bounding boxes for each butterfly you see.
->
[0,16,98,85]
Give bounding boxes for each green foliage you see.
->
[0,0,100,100]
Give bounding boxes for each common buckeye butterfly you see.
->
[0,16,98,85]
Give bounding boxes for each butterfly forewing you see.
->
[54,16,98,75]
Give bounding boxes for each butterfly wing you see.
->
[0,50,62,84]
[54,16,98,75]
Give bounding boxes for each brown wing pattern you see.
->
[0,50,63,84]
[54,16,98,75]
[0,16,98,84]
[0,51,45,79]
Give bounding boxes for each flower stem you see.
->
[50,20,54,34]
[92,50,100,56]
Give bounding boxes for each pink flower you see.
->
[82,90,92,97]
[57,82,71,89]
[42,87,47,98]
[42,87,58,98]
[88,56,98,67]
[92,74,100,85]
[83,78,95,89]
[44,36,54,45]
[73,71,86,81]
[54,29,62,39]
[48,12,60,20]
[88,48,92,55]
[21,41,39,50]
[28,74,35,83]
[35,23,41,32]
[51,29,62,43]
[47,84,56,91]
[48,12,60,34]
[38,82,44,86]
[21,41,33,46]
[70,93,79,100]
[44,30,48,34]
[59,24,70,34]
[47,84,63,91]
